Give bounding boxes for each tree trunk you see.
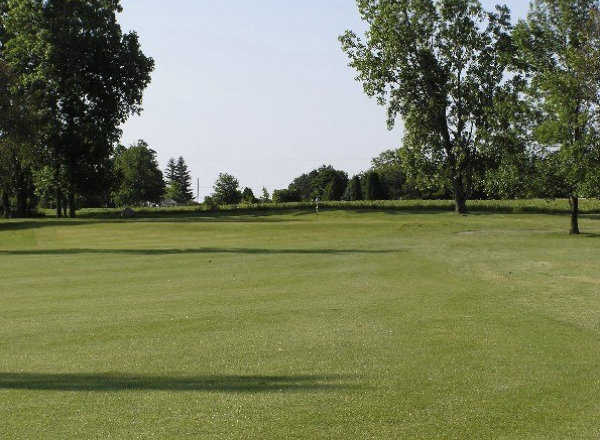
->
[14,170,27,218]
[68,191,76,218]
[569,196,580,235]
[56,188,62,218]
[2,191,9,219]
[453,177,468,214]
[15,188,27,218]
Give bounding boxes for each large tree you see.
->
[3,0,154,217]
[0,53,40,218]
[212,173,242,205]
[112,140,165,207]
[340,0,514,213]
[287,165,349,202]
[514,0,600,234]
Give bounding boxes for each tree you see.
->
[164,158,181,202]
[514,1,600,234]
[3,0,154,217]
[175,156,194,203]
[165,158,177,184]
[344,175,364,201]
[371,150,407,199]
[165,156,194,204]
[0,55,40,218]
[340,0,514,213]
[112,140,165,206]
[287,165,349,201]
[365,171,385,200]
[241,187,258,204]
[323,173,347,201]
[272,188,301,203]
[212,173,242,205]
[260,187,271,203]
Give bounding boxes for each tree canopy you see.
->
[514,0,600,234]
[112,140,165,207]
[341,0,515,213]
[2,0,154,217]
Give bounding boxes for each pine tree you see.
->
[165,158,177,183]
[175,156,194,203]
[164,158,180,202]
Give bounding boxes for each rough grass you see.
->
[40,198,600,219]
[2,209,600,439]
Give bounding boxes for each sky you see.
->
[118,1,530,199]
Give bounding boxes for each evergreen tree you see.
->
[165,156,194,203]
[165,158,177,183]
[175,156,194,203]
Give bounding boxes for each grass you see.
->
[40,198,600,219]
[2,209,600,438]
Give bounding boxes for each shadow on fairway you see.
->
[0,247,402,256]
[0,373,357,393]
[579,232,600,238]
[0,216,299,232]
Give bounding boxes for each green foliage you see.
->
[165,159,177,185]
[365,171,385,201]
[370,150,406,200]
[212,173,242,205]
[323,173,347,201]
[112,140,165,207]
[165,157,194,204]
[241,187,258,204]
[341,0,515,212]
[39,198,600,219]
[287,165,349,201]
[260,187,271,203]
[272,188,301,203]
[2,0,154,216]
[343,176,363,201]
[514,0,600,232]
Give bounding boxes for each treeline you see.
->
[0,0,153,218]
[340,0,600,234]
[17,139,196,212]
[267,146,575,206]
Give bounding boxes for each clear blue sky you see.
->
[118,1,530,198]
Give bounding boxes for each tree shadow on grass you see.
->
[0,216,299,232]
[579,232,600,238]
[0,373,357,393]
[0,247,403,256]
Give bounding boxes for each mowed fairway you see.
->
[2,210,600,439]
